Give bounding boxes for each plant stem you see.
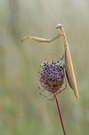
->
[54,94,66,135]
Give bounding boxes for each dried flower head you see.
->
[39,60,64,93]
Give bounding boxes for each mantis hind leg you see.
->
[38,86,52,98]
[55,70,68,96]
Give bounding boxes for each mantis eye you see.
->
[56,23,63,29]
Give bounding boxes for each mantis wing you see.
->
[65,46,79,98]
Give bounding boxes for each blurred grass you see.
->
[0,0,89,135]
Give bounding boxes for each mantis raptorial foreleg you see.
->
[21,34,62,43]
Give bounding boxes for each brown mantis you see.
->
[21,23,79,99]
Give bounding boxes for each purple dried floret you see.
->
[39,60,64,93]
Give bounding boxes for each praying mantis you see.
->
[21,23,79,99]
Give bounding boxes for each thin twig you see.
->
[54,94,67,135]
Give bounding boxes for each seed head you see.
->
[39,60,64,93]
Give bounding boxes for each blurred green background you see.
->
[0,0,89,135]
